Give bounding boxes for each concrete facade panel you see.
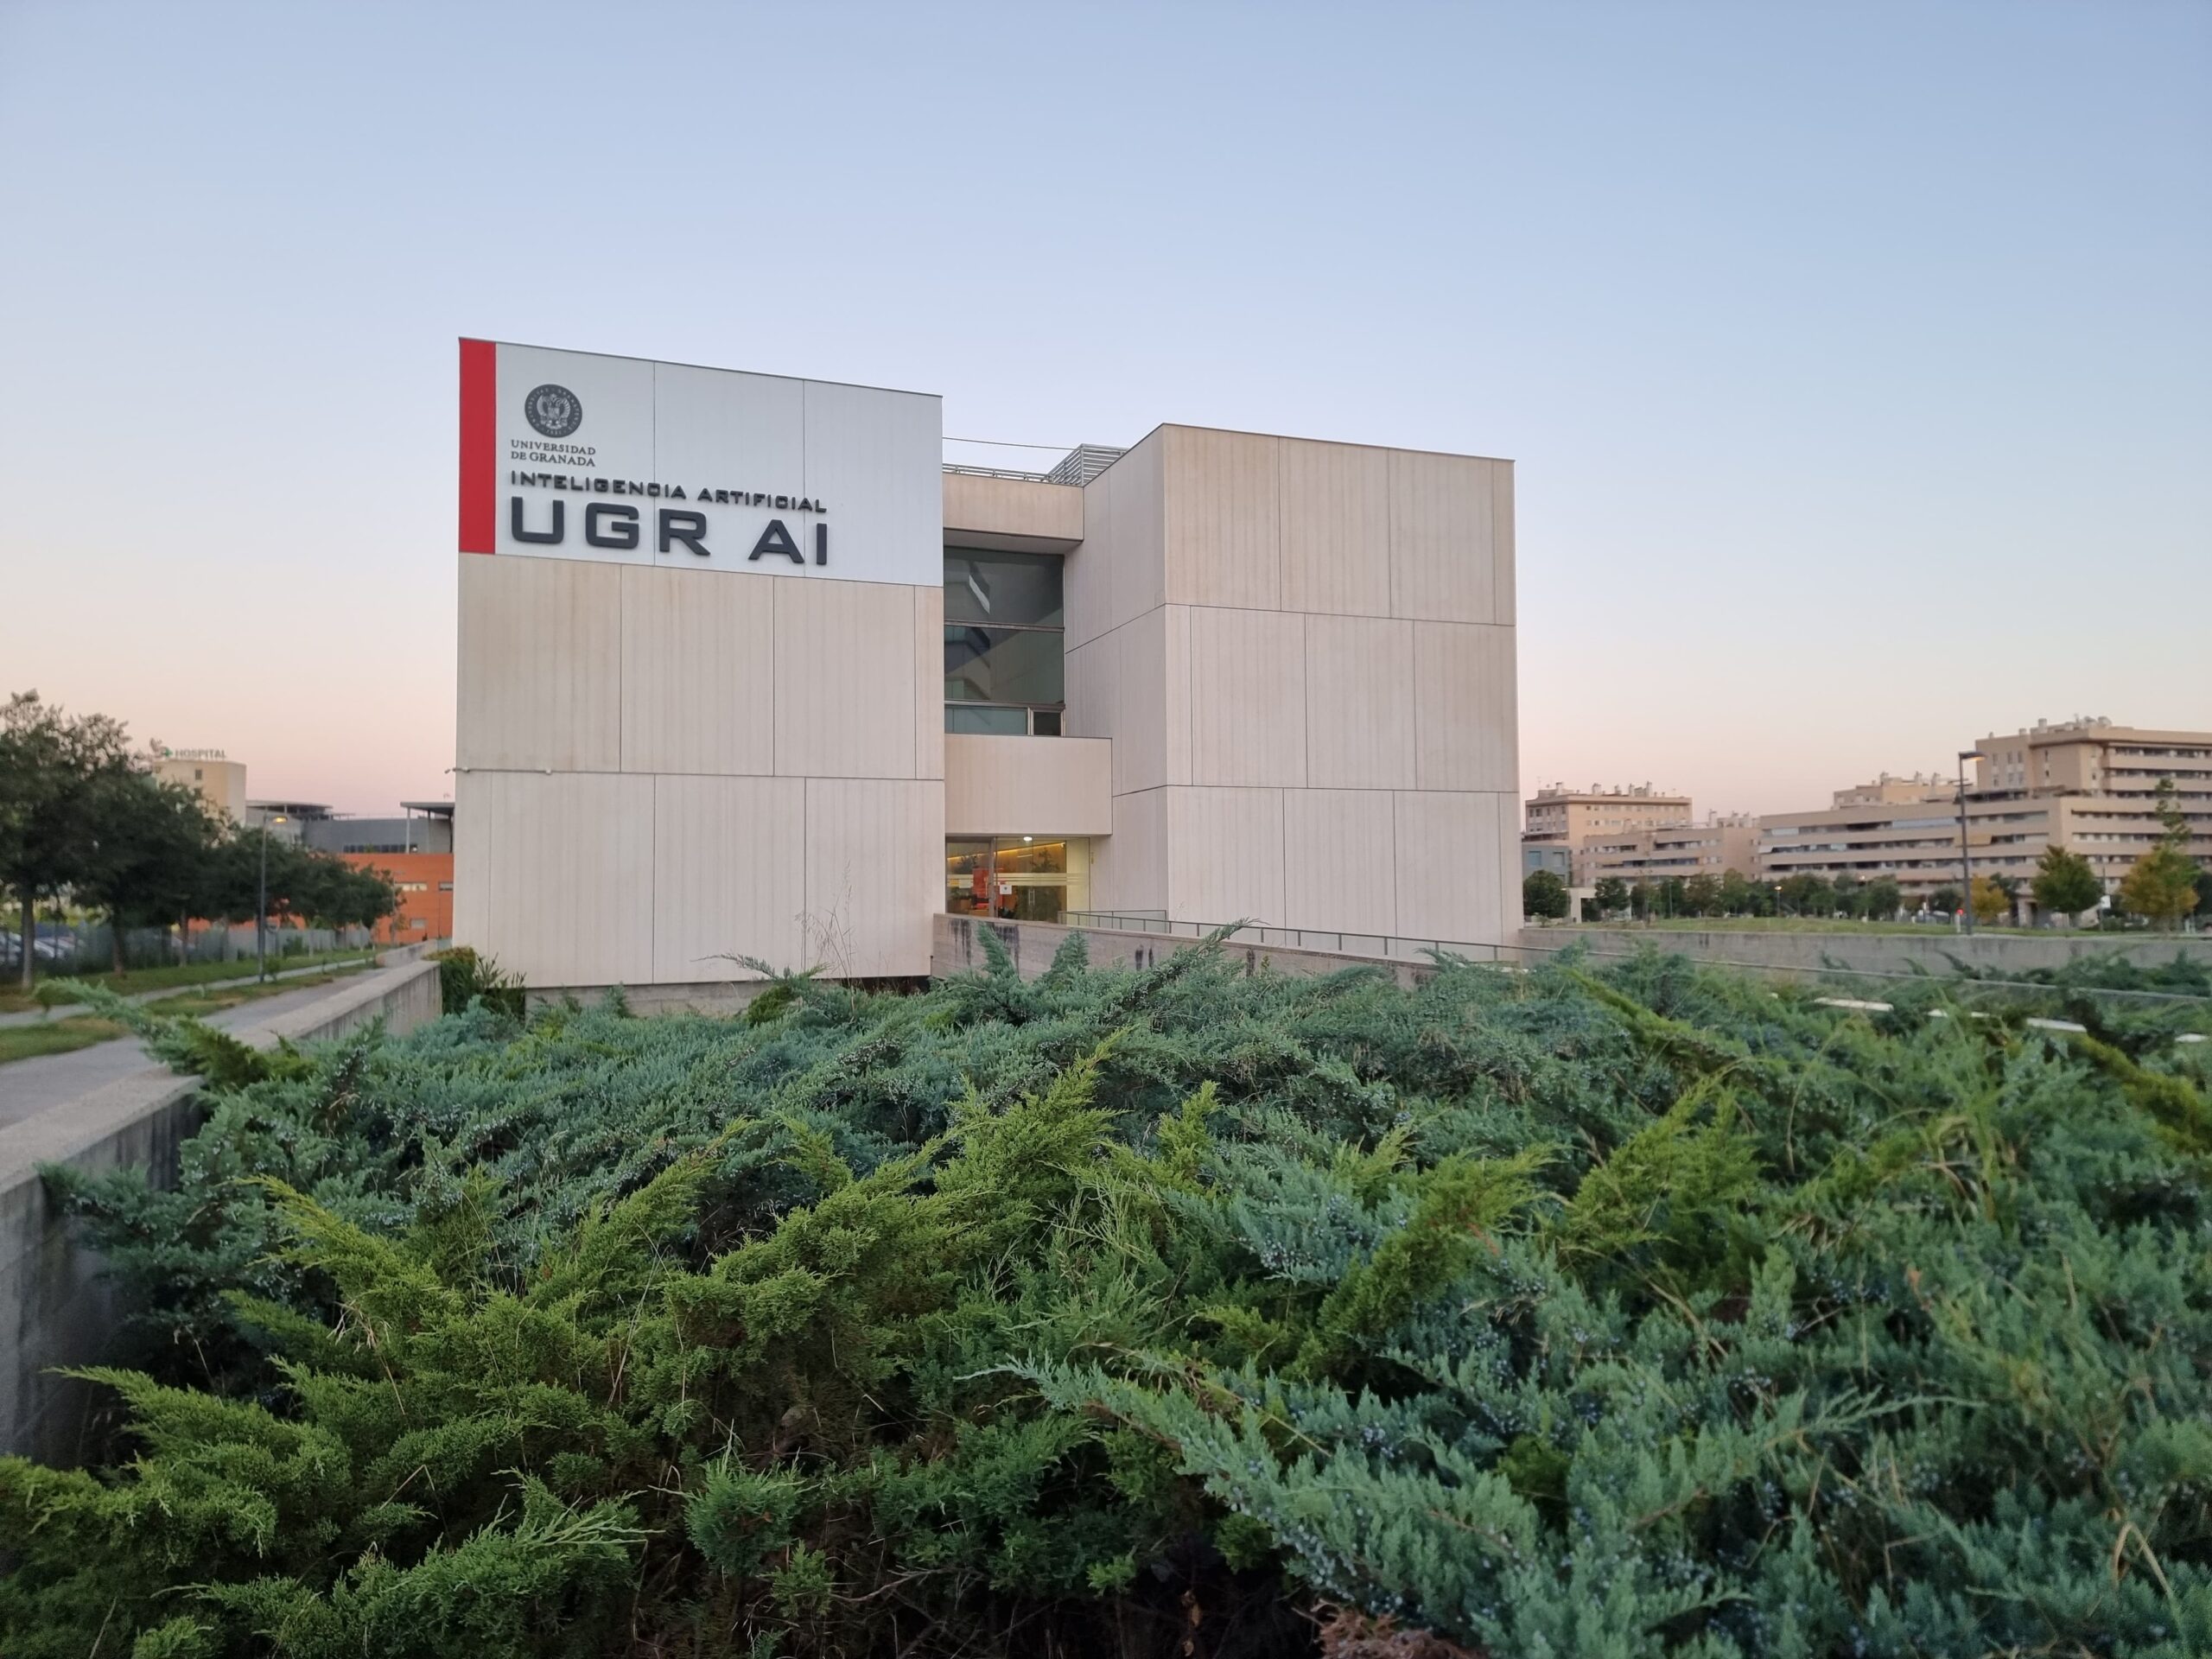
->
[1064,632,1115,744]
[944,734,1112,836]
[1065,470,1113,652]
[1305,613,1417,790]
[1188,606,1306,788]
[1114,607,1191,795]
[1412,621,1517,791]
[1391,790,1509,946]
[1067,431,1166,651]
[1090,786,1168,916]
[772,576,918,779]
[453,770,654,988]
[1167,785,1286,925]
[1280,439,1391,617]
[942,472,1084,549]
[456,555,621,772]
[803,778,942,978]
[619,565,775,775]
[913,585,944,781]
[1282,789,1399,935]
[1491,461,1516,626]
[1165,427,1281,610]
[652,774,806,980]
[1388,450,1497,624]
[1109,433,1169,632]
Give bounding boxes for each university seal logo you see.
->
[524,384,583,438]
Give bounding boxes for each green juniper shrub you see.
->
[427,944,526,1020]
[3,940,2209,1657]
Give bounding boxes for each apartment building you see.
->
[1757,721,2212,913]
[1578,815,1758,887]
[1968,719,2212,896]
[1522,784,1689,849]
[1758,780,2031,899]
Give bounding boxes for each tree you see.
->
[1682,874,1721,916]
[1717,870,1758,916]
[2030,845,2101,923]
[75,771,223,971]
[2120,849,2199,930]
[1831,873,1864,918]
[197,830,399,950]
[1968,874,2011,926]
[1592,876,1630,920]
[1928,885,1963,917]
[0,691,135,986]
[2118,779,2200,931]
[1522,868,1569,921]
[1861,877,1903,920]
[1777,874,1834,918]
[297,857,399,932]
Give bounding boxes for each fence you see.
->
[1,921,375,977]
[1057,910,2212,1021]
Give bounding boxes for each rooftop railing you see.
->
[942,441,1126,486]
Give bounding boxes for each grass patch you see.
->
[0,967,367,1068]
[0,948,377,1014]
[0,1016,129,1064]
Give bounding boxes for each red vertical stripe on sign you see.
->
[457,339,497,553]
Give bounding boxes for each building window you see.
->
[944,836,1090,924]
[944,548,1063,734]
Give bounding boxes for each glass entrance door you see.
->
[944,837,1090,924]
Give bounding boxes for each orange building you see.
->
[343,851,454,944]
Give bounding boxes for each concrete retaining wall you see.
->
[933,912,1440,988]
[525,979,778,1017]
[1530,926,2212,982]
[0,959,441,1465]
[933,914,2210,999]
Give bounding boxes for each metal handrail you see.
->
[943,462,1050,482]
[1052,911,2212,1009]
[1059,911,1516,965]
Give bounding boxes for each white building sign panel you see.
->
[458,339,941,587]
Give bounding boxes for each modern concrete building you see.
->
[305,802,454,856]
[1522,784,1690,851]
[1578,815,1758,887]
[244,801,330,843]
[453,341,1520,990]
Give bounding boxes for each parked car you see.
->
[0,928,79,968]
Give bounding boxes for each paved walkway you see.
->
[0,976,370,1129]
[0,957,376,1032]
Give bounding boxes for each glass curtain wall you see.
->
[944,837,1090,923]
[944,549,1064,734]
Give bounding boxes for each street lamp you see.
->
[257,813,289,979]
[1955,752,1976,936]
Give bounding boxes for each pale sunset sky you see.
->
[2,3,2205,819]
